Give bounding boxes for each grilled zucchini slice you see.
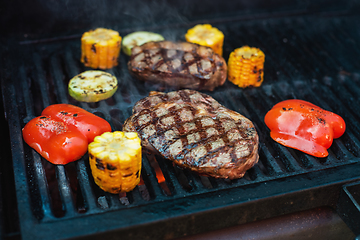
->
[122,31,164,56]
[68,70,118,102]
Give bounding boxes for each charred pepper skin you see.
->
[264,99,346,158]
[22,116,88,165]
[41,103,111,143]
[22,104,112,165]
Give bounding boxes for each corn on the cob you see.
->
[227,46,265,88]
[81,28,122,70]
[185,24,224,56]
[88,131,142,194]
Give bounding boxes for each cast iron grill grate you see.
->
[2,13,360,240]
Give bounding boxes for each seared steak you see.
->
[123,89,259,179]
[127,41,227,91]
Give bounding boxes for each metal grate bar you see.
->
[181,171,208,192]
[20,55,57,220]
[260,85,325,169]
[341,131,360,158]
[56,166,76,218]
[163,163,190,196]
[333,18,360,62]
[33,52,51,108]
[20,66,36,121]
[258,143,284,175]
[141,155,167,198]
[292,81,357,159]
[64,47,82,90]
[130,186,148,204]
[215,90,286,177]
[318,19,360,70]
[49,55,69,104]
[4,13,360,240]
[32,155,55,220]
[243,89,305,172]
[108,193,123,208]
[76,160,99,213]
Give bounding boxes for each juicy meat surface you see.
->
[127,41,227,91]
[123,89,259,179]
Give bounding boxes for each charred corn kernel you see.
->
[227,46,265,88]
[81,28,122,70]
[185,24,224,56]
[88,131,142,194]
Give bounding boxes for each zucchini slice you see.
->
[122,31,164,56]
[68,70,118,102]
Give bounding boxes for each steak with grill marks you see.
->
[123,89,259,179]
[127,41,227,91]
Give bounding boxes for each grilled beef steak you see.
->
[123,89,259,179]
[127,41,227,91]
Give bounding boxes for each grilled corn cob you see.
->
[88,131,142,194]
[185,24,224,56]
[227,46,265,88]
[81,28,122,70]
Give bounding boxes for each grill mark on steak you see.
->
[179,89,191,103]
[128,41,227,91]
[140,47,216,79]
[172,116,251,166]
[123,90,259,179]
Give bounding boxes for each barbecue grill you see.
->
[1,0,360,239]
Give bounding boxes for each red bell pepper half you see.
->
[41,104,111,143]
[22,116,88,165]
[22,104,111,165]
[264,99,346,158]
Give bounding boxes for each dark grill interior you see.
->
[2,1,360,239]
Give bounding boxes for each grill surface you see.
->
[1,8,360,240]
